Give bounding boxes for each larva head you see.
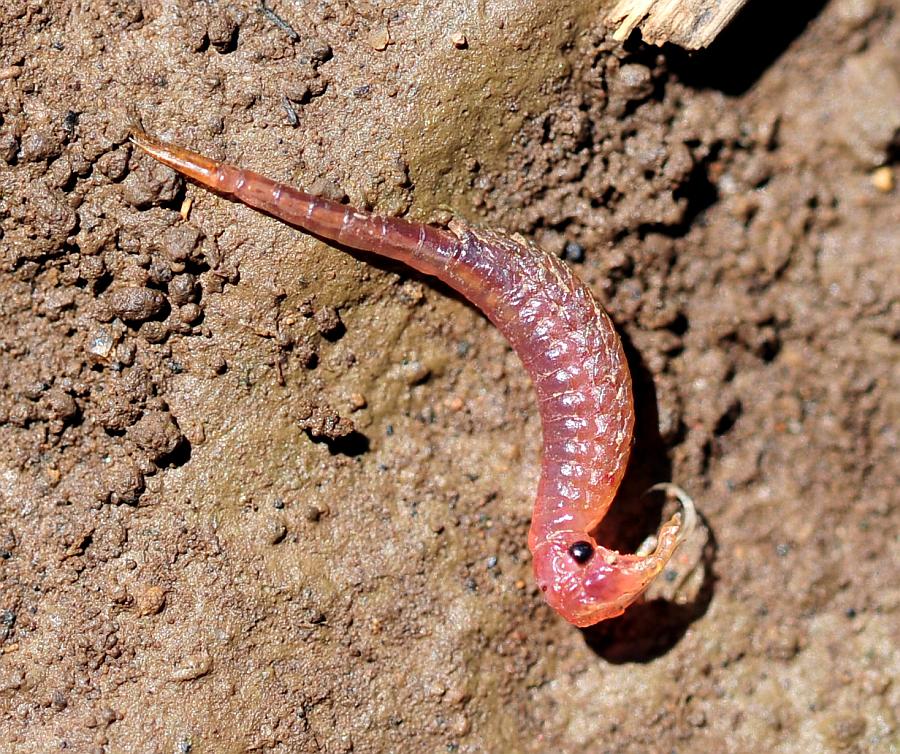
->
[530,491,693,627]
[532,535,666,628]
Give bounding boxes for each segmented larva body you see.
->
[131,130,692,627]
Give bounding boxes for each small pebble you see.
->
[139,320,170,343]
[0,133,19,163]
[169,274,198,305]
[265,519,287,545]
[45,389,77,422]
[208,15,238,52]
[116,341,137,366]
[171,652,212,682]
[96,148,130,181]
[314,306,344,339]
[160,224,202,263]
[80,255,106,283]
[871,166,894,192]
[402,360,430,385]
[450,712,470,736]
[305,609,326,624]
[562,241,585,263]
[121,164,181,208]
[446,396,464,412]
[179,303,202,324]
[305,504,325,522]
[135,585,167,616]
[127,410,184,461]
[615,63,654,101]
[368,27,390,51]
[102,458,145,504]
[296,400,354,440]
[86,327,115,361]
[148,260,173,286]
[107,286,167,322]
[19,129,62,162]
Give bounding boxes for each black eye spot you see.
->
[568,540,594,565]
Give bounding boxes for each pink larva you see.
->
[131,129,693,627]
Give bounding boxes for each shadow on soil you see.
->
[582,335,717,663]
[666,0,830,95]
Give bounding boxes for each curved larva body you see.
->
[131,130,689,627]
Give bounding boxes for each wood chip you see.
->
[606,0,750,49]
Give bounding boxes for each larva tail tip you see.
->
[646,482,698,548]
[128,126,155,151]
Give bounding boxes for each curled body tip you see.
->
[534,489,697,628]
[642,483,698,551]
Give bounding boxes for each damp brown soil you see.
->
[0,1,897,752]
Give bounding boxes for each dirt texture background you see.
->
[0,0,897,752]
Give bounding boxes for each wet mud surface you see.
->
[0,0,897,752]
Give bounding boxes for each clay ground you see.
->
[0,0,897,752]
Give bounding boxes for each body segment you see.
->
[131,130,692,627]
